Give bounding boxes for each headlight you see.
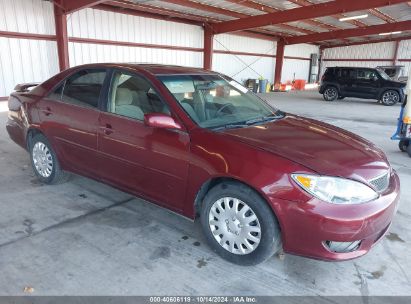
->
[291,174,378,204]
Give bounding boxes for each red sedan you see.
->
[6,64,400,265]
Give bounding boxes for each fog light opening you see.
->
[324,240,361,253]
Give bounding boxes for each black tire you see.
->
[399,140,409,152]
[29,133,69,184]
[381,90,400,106]
[200,182,281,266]
[323,86,338,101]
[337,96,345,100]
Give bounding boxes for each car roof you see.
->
[376,65,405,68]
[71,63,217,76]
[327,66,376,70]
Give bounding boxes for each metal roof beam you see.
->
[226,0,340,31]
[213,0,409,34]
[322,34,411,48]
[96,3,281,41]
[368,8,396,23]
[55,0,106,14]
[287,20,411,44]
[164,0,317,35]
[287,0,367,27]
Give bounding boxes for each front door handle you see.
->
[41,107,52,116]
[100,123,113,135]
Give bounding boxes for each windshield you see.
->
[377,69,391,80]
[158,74,283,129]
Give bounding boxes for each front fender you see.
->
[183,128,314,219]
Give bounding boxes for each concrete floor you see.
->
[0,90,410,296]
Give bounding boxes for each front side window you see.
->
[108,72,169,121]
[357,69,378,81]
[59,69,106,108]
[48,83,64,100]
[158,74,282,129]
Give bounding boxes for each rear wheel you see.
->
[29,133,69,184]
[399,140,409,152]
[381,90,400,106]
[323,87,338,101]
[200,182,281,266]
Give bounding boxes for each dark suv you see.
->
[319,67,406,106]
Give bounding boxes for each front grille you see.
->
[369,172,390,193]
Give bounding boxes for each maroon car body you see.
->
[6,63,400,262]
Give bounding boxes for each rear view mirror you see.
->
[144,113,183,130]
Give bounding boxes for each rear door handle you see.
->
[41,107,52,116]
[100,123,113,135]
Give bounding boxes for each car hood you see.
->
[222,114,390,181]
[385,79,406,88]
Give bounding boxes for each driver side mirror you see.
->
[144,113,183,130]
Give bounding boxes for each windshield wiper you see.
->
[212,123,249,131]
[212,113,284,131]
[245,114,281,125]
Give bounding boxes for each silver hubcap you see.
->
[382,91,398,104]
[32,142,53,178]
[208,197,261,255]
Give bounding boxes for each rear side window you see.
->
[50,69,107,109]
[340,68,356,79]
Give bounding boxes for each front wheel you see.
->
[381,90,400,106]
[323,87,338,101]
[30,133,69,184]
[399,140,409,152]
[200,182,281,266]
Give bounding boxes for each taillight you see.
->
[8,95,22,111]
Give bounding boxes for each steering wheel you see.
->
[215,103,235,117]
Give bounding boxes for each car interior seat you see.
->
[114,88,144,120]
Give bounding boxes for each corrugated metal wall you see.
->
[67,8,204,67]
[283,44,319,82]
[321,40,411,77]
[0,0,59,97]
[397,39,411,76]
[0,0,55,34]
[213,34,276,83]
[213,35,318,84]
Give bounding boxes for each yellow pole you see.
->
[404,68,411,124]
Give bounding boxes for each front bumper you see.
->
[268,171,400,261]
